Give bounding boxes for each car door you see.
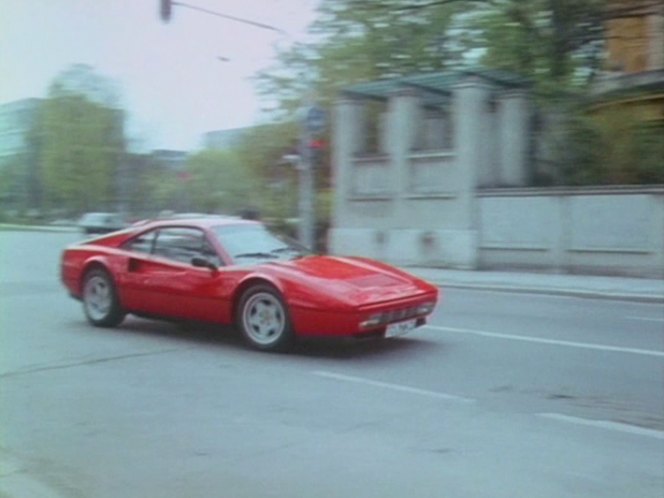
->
[121,226,231,323]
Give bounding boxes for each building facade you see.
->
[0,98,41,166]
[202,127,250,151]
[591,1,664,123]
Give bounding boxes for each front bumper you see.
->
[290,292,437,338]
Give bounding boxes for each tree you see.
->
[259,0,660,110]
[454,0,610,93]
[559,107,664,185]
[256,0,462,118]
[183,150,258,214]
[371,0,658,91]
[233,122,300,218]
[34,65,126,215]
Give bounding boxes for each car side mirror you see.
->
[191,256,217,272]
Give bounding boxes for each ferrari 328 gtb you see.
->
[60,217,439,351]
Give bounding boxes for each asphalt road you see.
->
[1,230,663,498]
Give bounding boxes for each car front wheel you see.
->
[237,285,294,352]
[82,268,125,327]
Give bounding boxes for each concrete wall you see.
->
[329,148,473,268]
[330,77,524,270]
[478,187,664,277]
[331,75,663,277]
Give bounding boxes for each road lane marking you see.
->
[425,325,664,358]
[626,316,664,323]
[312,371,474,403]
[538,413,664,440]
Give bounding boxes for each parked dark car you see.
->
[78,212,127,235]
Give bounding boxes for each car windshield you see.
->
[211,224,311,264]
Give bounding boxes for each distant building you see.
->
[0,98,41,166]
[150,149,188,172]
[591,1,664,122]
[202,127,250,151]
[605,0,664,74]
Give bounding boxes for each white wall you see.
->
[478,187,664,277]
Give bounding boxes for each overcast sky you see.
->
[0,0,318,151]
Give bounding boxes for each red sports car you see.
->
[60,217,439,351]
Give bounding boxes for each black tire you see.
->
[82,268,125,327]
[236,284,295,352]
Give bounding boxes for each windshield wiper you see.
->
[271,246,307,259]
[271,246,299,254]
[233,252,278,259]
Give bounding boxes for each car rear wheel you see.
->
[82,268,125,327]
[237,285,294,352]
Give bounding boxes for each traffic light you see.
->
[160,0,172,22]
[308,139,326,166]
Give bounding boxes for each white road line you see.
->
[425,325,664,358]
[626,316,664,323]
[312,371,474,403]
[538,413,664,440]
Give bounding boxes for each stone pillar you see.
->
[386,87,421,227]
[453,76,491,223]
[331,97,365,229]
[451,75,492,269]
[497,89,530,187]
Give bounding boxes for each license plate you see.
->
[385,318,417,338]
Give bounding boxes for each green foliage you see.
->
[632,123,664,184]
[257,0,615,114]
[559,107,664,185]
[30,65,126,215]
[466,0,608,92]
[234,122,300,219]
[183,150,258,214]
[143,170,180,213]
[38,95,124,213]
[256,0,460,117]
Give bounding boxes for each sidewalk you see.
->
[405,267,664,304]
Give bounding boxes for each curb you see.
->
[404,266,664,304]
[426,280,664,304]
[0,224,77,233]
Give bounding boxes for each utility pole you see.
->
[298,104,326,251]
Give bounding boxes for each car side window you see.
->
[123,230,156,254]
[153,227,222,267]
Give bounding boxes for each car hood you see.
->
[265,255,435,307]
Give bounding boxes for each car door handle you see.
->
[128,257,141,272]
